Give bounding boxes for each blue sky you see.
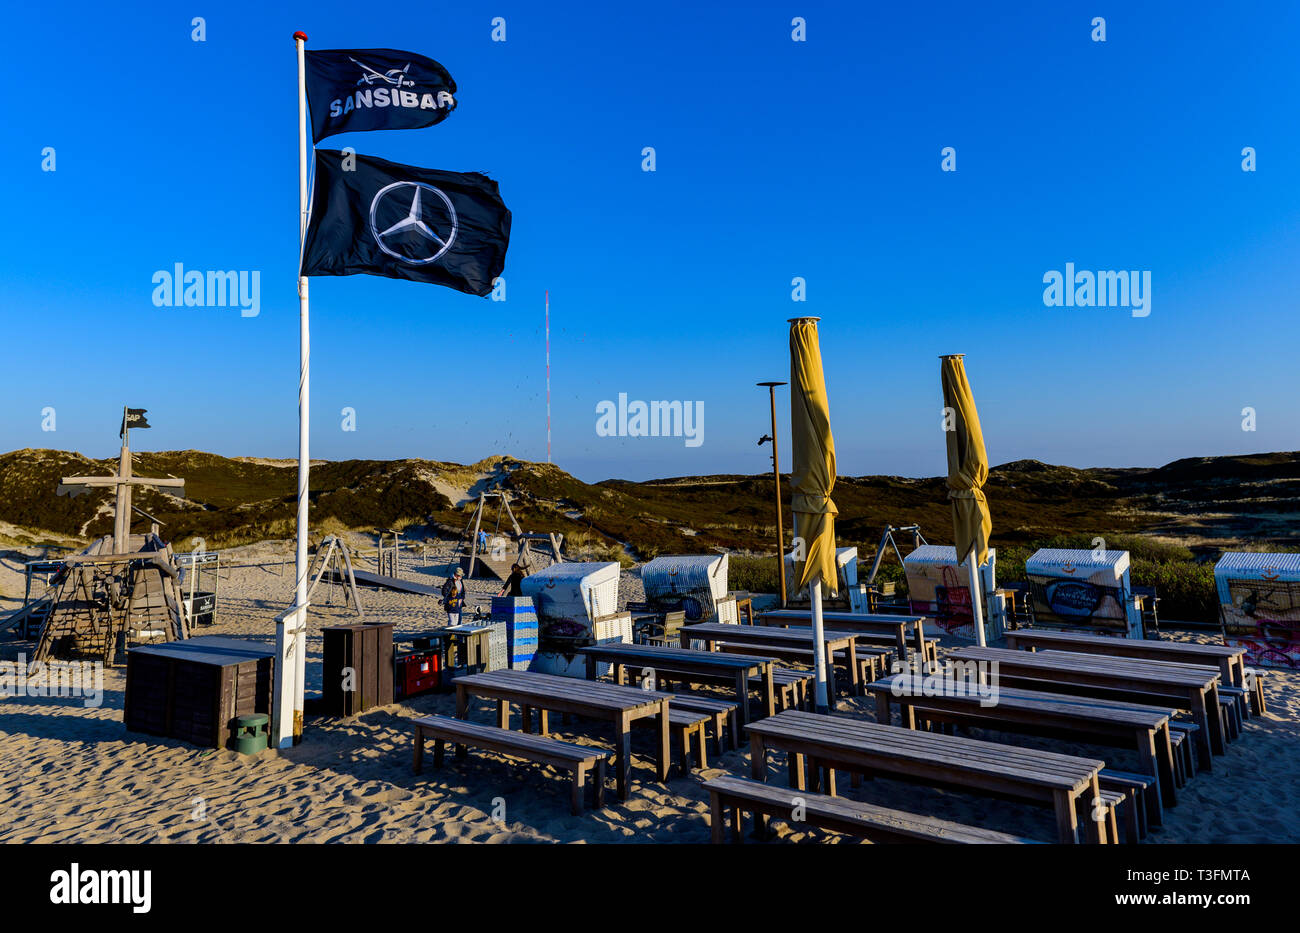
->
[2,1,1297,482]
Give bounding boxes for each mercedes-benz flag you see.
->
[300,150,511,297]
[304,48,457,142]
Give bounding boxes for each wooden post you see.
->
[758,382,788,608]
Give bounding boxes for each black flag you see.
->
[122,408,150,435]
[304,48,457,142]
[301,150,511,297]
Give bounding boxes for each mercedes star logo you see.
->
[368,182,458,265]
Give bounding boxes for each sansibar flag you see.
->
[304,48,457,142]
[301,150,511,297]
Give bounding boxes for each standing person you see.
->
[498,563,527,598]
[442,566,467,625]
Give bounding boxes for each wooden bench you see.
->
[1101,769,1156,841]
[1217,691,1242,740]
[665,692,741,752]
[634,705,711,775]
[1078,789,1125,847]
[411,714,608,815]
[1245,668,1268,715]
[1168,722,1199,782]
[746,709,1110,843]
[751,667,814,712]
[702,775,1044,844]
[717,641,875,695]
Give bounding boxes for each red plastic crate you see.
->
[395,649,441,698]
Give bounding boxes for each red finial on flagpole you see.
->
[293,31,308,41]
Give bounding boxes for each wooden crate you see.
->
[321,622,395,716]
[124,637,274,749]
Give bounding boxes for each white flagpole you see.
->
[274,29,311,749]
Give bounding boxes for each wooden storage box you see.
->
[321,622,395,716]
[124,636,274,749]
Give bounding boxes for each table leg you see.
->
[733,672,750,730]
[1054,790,1081,844]
[1188,690,1215,770]
[1136,728,1166,826]
[1154,723,1177,807]
[788,752,806,790]
[585,653,597,680]
[614,661,626,686]
[1206,684,1227,754]
[616,713,632,800]
[496,699,509,730]
[900,700,917,731]
[897,628,908,665]
[656,702,671,783]
[537,708,549,737]
[749,732,767,781]
[454,687,469,759]
[824,644,838,702]
[413,727,424,774]
[1088,776,1108,844]
[873,691,892,726]
[847,641,861,696]
[763,664,776,719]
[521,705,533,734]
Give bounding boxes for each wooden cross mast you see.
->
[58,407,184,554]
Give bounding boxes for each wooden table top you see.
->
[951,647,1219,687]
[746,709,1103,793]
[687,623,856,647]
[576,642,772,670]
[1007,629,1244,659]
[760,610,925,627]
[452,669,666,714]
[868,674,1173,728]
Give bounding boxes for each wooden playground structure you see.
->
[3,408,195,664]
[454,492,563,581]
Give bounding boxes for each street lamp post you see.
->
[757,381,788,607]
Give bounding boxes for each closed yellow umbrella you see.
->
[940,354,993,646]
[790,317,838,712]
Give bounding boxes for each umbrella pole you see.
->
[810,575,831,713]
[966,546,987,648]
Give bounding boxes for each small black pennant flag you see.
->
[122,408,150,436]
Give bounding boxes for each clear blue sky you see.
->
[3,1,1297,482]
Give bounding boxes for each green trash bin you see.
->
[235,714,269,755]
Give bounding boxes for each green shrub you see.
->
[728,555,781,594]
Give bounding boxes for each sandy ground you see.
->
[1,541,1297,844]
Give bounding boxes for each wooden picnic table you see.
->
[684,622,861,698]
[949,646,1225,771]
[1003,629,1248,689]
[745,709,1109,844]
[453,669,670,800]
[868,673,1178,820]
[575,642,776,729]
[757,609,926,663]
